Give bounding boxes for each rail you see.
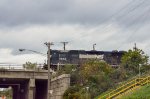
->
[0,64,56,74]
[0,64,44,70]
[98,76,150,99]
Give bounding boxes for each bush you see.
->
[63,59,129,98]
[63,86,81,99]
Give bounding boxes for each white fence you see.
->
[0,64,44,70]
[0,64,23,70]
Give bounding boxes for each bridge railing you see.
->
[0,64,56,74]
[0,64,23,70]
[0,64,44,70]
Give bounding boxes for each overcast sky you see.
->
[0,0,150,65]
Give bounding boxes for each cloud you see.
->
[0,0,134,26]
[0,24,121,51]
[0,22,148,52]
[0,48,46,64]
[0,0,150,64]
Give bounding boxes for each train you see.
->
[44,50,125,70]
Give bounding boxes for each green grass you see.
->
[94,89,113,99]
[121,84,150,99]
[95,75,140,99]
[95,72,150,99]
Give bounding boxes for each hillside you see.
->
[121,84,150,99]
[96,72,150,99]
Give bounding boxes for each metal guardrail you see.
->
[0,64,23,70]
[99,79,137,99]
[0,64,44,70]
[98,76,150,99]
[0,64,56,74]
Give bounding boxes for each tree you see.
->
[121,48,149,75]
[0,88,12,99]
[63,59,114,99]
[63,85,81,99]
[56,64,77,75]
[80,59,112,84]
[23,62,37,70]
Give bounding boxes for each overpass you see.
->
[0,69,70,99]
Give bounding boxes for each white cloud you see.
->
[0,48,46,64]
[0,0,150,64]
[0,23,122,50]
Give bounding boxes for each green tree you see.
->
[57,64,77,75]
[63,85,81,99]
[64,59,113,99]
[56,64,80,85]
[23,62,37,70]
[80,59,112,84]
[0,88,12,99]
[121,48,149,75]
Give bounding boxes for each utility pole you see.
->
[61,42,68,50]
[139,64,141,78]
[93,43,96,51]
[133,43,137,51]
[44,42,54,99]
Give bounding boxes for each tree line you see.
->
[61,48,149,99]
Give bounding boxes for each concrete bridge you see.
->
[0,69,70,99]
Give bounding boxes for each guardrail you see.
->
[0,64,44,70]
[0,64,56,74]
[0,64,23,70]
[99,76,150,99]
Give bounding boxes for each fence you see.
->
[0,64,44,70]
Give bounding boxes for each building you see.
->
[49,50,125,70]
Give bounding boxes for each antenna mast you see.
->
[93,43,96,51]
[133,43,137,51]
[61,42,68,50]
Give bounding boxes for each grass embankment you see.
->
[95,75,140,99]
[95,71,150,99]
[121,84,150,99]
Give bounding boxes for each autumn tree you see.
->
[80,59,112,84]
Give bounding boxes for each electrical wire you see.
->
[97,0,147,37]
[95,0,149,50]
[116,5,150,49]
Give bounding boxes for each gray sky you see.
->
[0,0,150,64]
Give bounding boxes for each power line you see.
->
[92,0,149,50]
[100,0,136,23]
[117,5,150,50]
[116,0,147,20]
[76,0,147,48]
[97,0,147,35]
[57,0,144,51]
[96,0,143,31]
